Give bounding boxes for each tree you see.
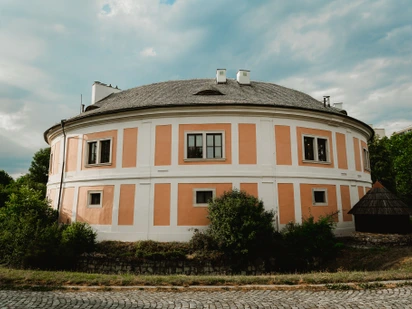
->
[368,132,412,205]
[389,133,412,205]
[0,170,13,186]
[28,147,51,185]
[368,136,396,192]
[0,170,14,208]
[204,189,277,262]
[0,186,60,268]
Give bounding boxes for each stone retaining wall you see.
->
[76,254,265,275]
[350,232,412,247]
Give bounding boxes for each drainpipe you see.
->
[56,119,67,221]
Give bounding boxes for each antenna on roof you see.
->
[80,94,85,113]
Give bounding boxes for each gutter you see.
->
[56,119,66,220]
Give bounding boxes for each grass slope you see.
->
[0,246,411,288]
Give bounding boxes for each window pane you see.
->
[196,191,213,204]
[88,142,97,164]
[215,147,222,158]
[90,193,101,205]
[196,134,203,146]
[187,134,203,158]
[317,138,327,161]
[188,135,195,147]
[314,191,326,203]
[215,134,222,146]
[206,134,214,146]
[100,140,111,163]
[304,137,314,160]
[206,147,214,158]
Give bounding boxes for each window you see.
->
[303,136,329,162]
[363,148,370,171]
[185,132,224,160]
[49,152,53,174]
[86,139,112,165]
[88,191,102,207]
[193,188,216,206]
[312,188,328,206]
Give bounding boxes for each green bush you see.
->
[189,228,218,252]
[279,214,341,272]
[0,186,60,268]
[62,222,96,256]
[0,186,98,269]
[203,189,277,263]
[135,240,189,260]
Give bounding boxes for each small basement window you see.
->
[88,191,103,208]
[193,188,216,206]
[312,188,327,206]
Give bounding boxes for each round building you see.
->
[44,69,373,241]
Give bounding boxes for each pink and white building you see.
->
[45,69,373,241]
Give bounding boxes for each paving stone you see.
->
[0,287,412,308]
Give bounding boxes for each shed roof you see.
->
[348,182,412,216]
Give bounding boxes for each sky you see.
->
[0,0,411,178]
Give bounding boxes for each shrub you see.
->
[0,186,60,268]
[280,214,341,272]
[61,222,96,256]
[135,240,189,260]
[204,189,277,262]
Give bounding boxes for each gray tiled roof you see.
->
[73,78,345,121]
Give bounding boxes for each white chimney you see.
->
[333,102,343,110]
[236,69,250,85]
[216,69,227,84]
[91,81,121,104]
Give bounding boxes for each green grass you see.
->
[1,267,412,288]
[1,245,411,289]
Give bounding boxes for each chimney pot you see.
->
[236,69,250,85]
[216,69,227,84]
[91,81,121,104]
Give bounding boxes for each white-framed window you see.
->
[193,188,216,207]
[185,131,225,160]
[303,135,330,163]
[86,138,112,166]
[363,148,370,171]
[88,190,103,208]
[312,188,328,206]
[49,152,54,174]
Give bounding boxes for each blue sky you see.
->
[0,0,411,177]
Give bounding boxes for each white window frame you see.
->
[87,190,103,208]
[193,188,216,207]
[302,134,331,164]
[312,188,328,206]
[184,131,226,161]
[85,138,113,166]
[49,152,54,174]
[363,147,370,171]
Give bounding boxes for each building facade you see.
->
[45,70,373,241]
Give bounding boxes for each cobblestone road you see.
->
[1,287,412,308]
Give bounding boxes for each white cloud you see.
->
[53,24,67,33]
[140,47,156,57]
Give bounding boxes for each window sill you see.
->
[193,204,209,207]
[87,204,102,208]
[184,158,226,162]
[302,160,331,165]
[312,203,328,206]
[85,162,112,168]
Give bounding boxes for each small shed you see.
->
[348,182,412,234]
